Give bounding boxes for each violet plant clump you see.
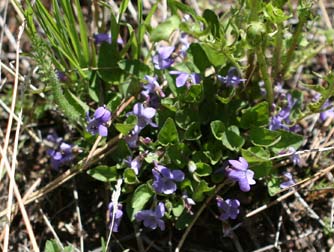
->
[24,0,326,248]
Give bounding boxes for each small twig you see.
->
[134,225,145,252]
[294,190,326,228]
[3,110,22,252]
[106,178,123,250]
[270,146,334,161]
[0,21,25,182]
[331,198,334,231]
[39,207,64,250]
[0,145,39,251]
[73,182,84,252]
[246,163,334,218]
[274,212,283,251]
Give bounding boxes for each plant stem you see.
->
[272,23,283,82]
[281,15,307,77]
[256,47,273,111]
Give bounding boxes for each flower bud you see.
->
[247,21,266,46]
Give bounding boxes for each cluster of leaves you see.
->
[22,0,334,249]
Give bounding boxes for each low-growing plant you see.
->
[13,0,334,250]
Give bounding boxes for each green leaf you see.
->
[144,152,159,163]
[201,44,226,67]
[210,120,225,140]
[264,3,289,24]
[267,176,282,196]
[118,59,150,79]
[124,168,139,184]
[184,122,202,140]
[189,43,211,72]
[97,43,123,83]
[111,140,131,163]
[175,211,194,230]
[115,115,137,135]
[250,127,282,147]
[150,16,181,41]
[203,140,223,165]
[192,180,215,202]
[172,198,185,217]
[63,89,88,117]
[44,240,62,252]
[158,118,180,146]
[178,84,203,103]
[271,130,304,154]
[240,101,269,128]
[166,143,190,168]
[130,184,154,220]
[194,162,212,177]
[87,165,118,182]
[241,147,272,178]
[203,9,220,38]
[221,125,245,151]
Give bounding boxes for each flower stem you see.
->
[256,47,273,111]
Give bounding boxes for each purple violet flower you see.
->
[56,70,67,82]
[280,172,296,189]
[142,75,165,99]
[216,197,240,220]
[269,94,296,131]
[152,163,185,195]
[86,106,111,137]
[108,203,123,232]
[130,103,157,133]
[320,100,334,121]
[135,202,165,231]
[169,70,201,88]
[288,147,301,166]
[152,46,175,70]
[226,157,256,192]
[179,33,190,58]
[125,130,139,148]
[217,67,246,88]
[124,156,142,175]
[47,142,73,170]
[94,33,124,45]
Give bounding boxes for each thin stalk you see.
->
[256,47,273,111]
[281,15,307,77]
[272,23,283,82]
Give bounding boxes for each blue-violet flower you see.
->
[108,203,123,232]
[226,157,256,192]
[280,172,296,189]
[169,70,200,88]
[135,202,165,230]
[152,163,185,195]
[152,46,175,70]
[216,197,240,220]
[86,106,111,137]
[217,67,246,88]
